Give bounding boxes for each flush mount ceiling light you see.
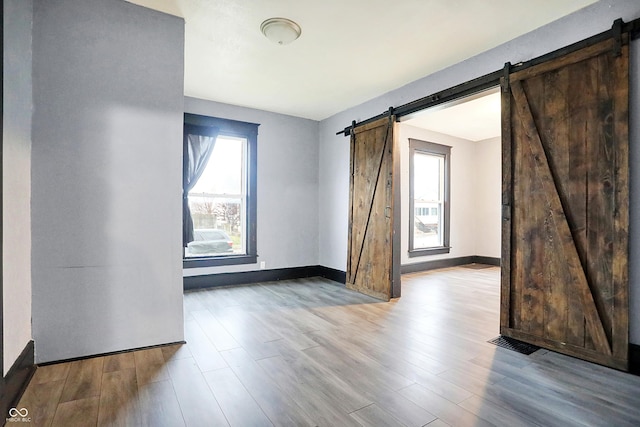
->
[260,17,301,45]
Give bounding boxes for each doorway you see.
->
[399,87,502,270]
[342,20,632,371]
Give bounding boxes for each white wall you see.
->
[397,127,501,266]
[3,0,33,375]
[474,137,502,258]
[183,97,319,276]
[398,125,477,265]
[318,119,350,272]
[318,0,640,344]
[30,0,185,363]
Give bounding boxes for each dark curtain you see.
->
[183,124,219,247]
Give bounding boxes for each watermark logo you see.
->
[6,408,31,423]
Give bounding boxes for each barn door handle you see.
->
[502,204,511,220]
[385,206,391,218]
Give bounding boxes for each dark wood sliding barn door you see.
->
[501,37,630,370]
[347,116,400,301]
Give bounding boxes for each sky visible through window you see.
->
[186,135,246,257]
[413,151,445,249]
[190,135,243,196]
[413,152,442,201]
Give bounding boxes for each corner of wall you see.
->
[3,0,34,376]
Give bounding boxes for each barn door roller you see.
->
[501,62,511,93]
[612,18,623,57]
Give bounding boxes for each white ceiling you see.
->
[403,89,502,142]
[126,0,597,121]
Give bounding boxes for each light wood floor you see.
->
[18,265,640,426]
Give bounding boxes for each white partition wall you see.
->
[3,0,34,375]
[30,0,185,363]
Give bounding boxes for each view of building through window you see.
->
[185,135,247,257]
[412,151,445,249]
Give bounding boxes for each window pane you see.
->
[190,136,243,195]
[187,134,247,258]
[413,152,445,249]
[413,152,441,202]
[186,196,244,257]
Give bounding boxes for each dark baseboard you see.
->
[37,341,186,367]
[184,258,501,290]
[401,256,474,274]
[0,340,35,420]
[630,344,640,375]
[184,265,320,290]
[472,256,501,266]
[184,265,348,291]
[401,255,500,274]
[316,266,347,284]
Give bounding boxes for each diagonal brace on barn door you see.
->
[511,80,611,356]
[348,116,393,286]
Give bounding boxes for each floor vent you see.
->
[488,336,540,355]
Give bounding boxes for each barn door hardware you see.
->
[612,18,623,57]
[501,62,511,93]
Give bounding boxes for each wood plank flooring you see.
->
[17,265,640,426]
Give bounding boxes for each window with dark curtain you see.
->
[182,113,259,268]
[183,125,219,247]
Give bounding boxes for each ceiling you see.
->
[403,89,501,141]
[126,0,597,121]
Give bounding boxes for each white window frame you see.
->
[408,138,451,257]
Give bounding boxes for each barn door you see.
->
[501,36,629,370]
[347,116,401,301]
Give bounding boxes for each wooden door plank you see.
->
[520,76,547,338]
[348,129,378,285]
[510,39,615,83]
[391,122,402,298]
[564,59,593,348]
[587,52,615,352]
[539,67,570,345]
[610,44,630,363]
[353,126,385,287]
[347,116,394,301]
[509,99,524,332]
[510,80,611,355]
[350,120,391,289]
[348,125,382,286]
[346,130,356,284]
[502,327,626,371]
[499,76,513,332]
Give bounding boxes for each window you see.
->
[183,114,258,268]
[409,138,450,256]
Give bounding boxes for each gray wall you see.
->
[31,0,185,363]
[3,0,33,375]
[183,97,319,276]
[318,0,640,344]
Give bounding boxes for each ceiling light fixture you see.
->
[260,17,301,45]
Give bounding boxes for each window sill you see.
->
[183,254,258,268]
[408,247,451,257]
